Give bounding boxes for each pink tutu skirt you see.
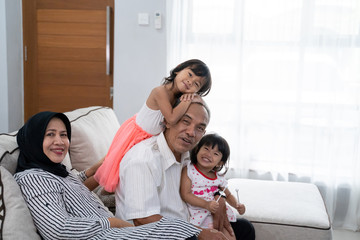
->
[94,115,152,192]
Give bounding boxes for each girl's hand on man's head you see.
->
[191,94,204,104]
[180,93,197,102]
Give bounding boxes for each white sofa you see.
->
[0,106,332,239]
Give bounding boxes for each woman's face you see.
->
[43,117,69,163]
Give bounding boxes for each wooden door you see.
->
[22,0,114,121]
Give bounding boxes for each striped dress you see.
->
[14,169,200,240]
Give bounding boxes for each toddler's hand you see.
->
[207,200,219,213]
[236,203,246,215]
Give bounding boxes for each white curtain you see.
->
[167,0,360,231]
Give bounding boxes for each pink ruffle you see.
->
[94,115,152,192]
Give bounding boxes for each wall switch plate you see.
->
[154,12,162,29]
[138,13,149,25]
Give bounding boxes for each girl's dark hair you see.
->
[190,133,230,175]
[163,59,212,96]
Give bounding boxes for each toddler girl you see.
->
[180,133,246,240]
[95,59,212,192]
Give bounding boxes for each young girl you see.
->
[180,133,246,240]
[94,59,212,192]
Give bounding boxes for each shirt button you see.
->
[153,144,159,150]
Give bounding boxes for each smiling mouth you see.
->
[51,148,65,155]
[201,156,211,163]
[181,137,192,145]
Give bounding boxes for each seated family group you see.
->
[14,60,255,240]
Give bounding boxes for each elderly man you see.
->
[115,99,255,240]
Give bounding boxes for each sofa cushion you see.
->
[64,106,120,171]
[0,132,19,175]
[227,178,332,240]
[0,166,41,239]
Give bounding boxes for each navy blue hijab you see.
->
[16,111,71,177]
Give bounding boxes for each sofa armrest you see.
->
[0,166,41,239]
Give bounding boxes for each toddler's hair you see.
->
[190,133,230,175]
[163,59,212,96]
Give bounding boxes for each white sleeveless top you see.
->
[136,103,164,135]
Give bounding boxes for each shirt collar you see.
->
[156,132,190,170]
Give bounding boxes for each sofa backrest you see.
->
[64,106,120,171]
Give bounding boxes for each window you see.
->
[168,0,360,230]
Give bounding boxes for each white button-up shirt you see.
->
[115,132,190,222]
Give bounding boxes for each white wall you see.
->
[0,0,167,132]
[114,0,167,123]
[0,0,23,133]
[0,0,9,133]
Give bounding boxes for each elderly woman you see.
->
[14,111,200,240]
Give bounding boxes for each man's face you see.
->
[165,103,209,160]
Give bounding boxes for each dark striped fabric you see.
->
[0,170,4,240]
[14,169,200,240]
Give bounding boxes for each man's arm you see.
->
[212,195,234,237]
[134,215,228,239]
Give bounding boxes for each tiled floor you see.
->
[333,229,360,240]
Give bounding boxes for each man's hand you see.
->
[212,196,234,237]
[198,228,229,240]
